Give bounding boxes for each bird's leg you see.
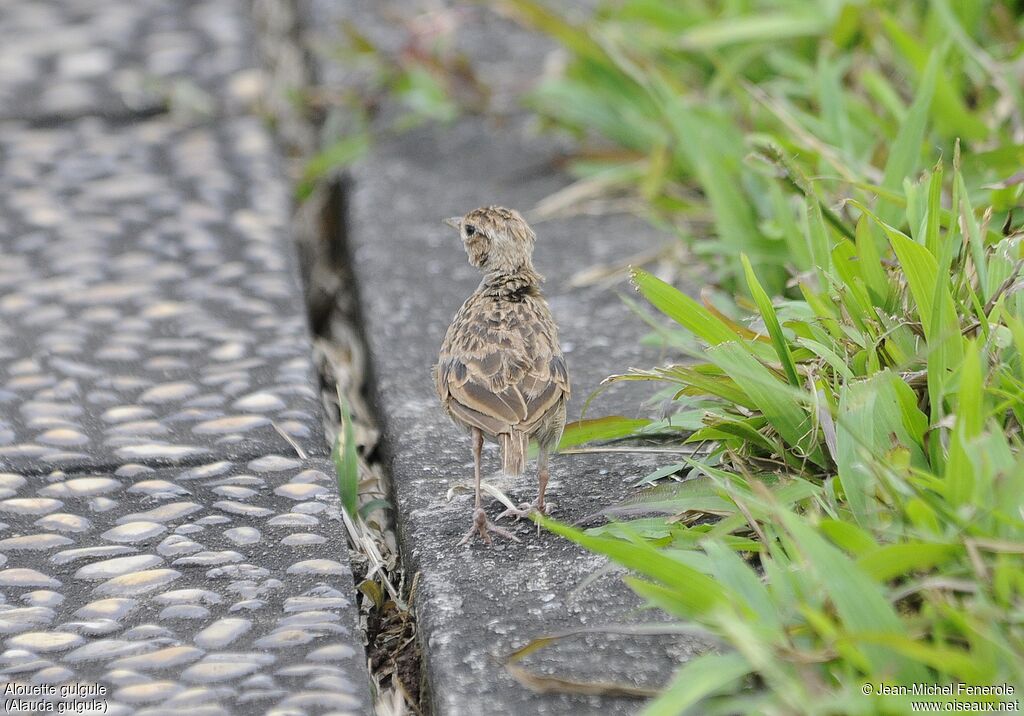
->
[460,428,519,546]
[535,448,550,515]
[497,448,551,522]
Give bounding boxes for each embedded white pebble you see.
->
[113,464,155,478]
[193,415,269,434]
[61,619,124,636]
[211,342,247,361]
[0,568,60,587]
[212,485,257,499]
[115,444,209,461]
[52,546,136,565]
[139,382,199,403]
[1,656,53,675]
[90,496,119,512]
[308,643,356,661]
[155,589,222,605]
[156,535,204,557]
[274,483,327,500]
[102,521,167,543]
[279,611,341,628]
[0,474,27,492]
[0,606,55,633]
[252,630,313,651]
[172,551,244,567]
[181,658,262,683]
[40,476,122,497]
[266,513,319,527]
[35,513,93,532]
[8,631,84,652]
[213,501,271,517]
[159,605,210,620]
[292,502,326,515]
[0,534,74,551]
[206,564,268,580]
[75,598,138,621]
[128,480,189,496]
[291,469,331,484]
[31,665,74,683]
[285,560,347,577]
[194,515,230,526]
[223,527,260,545]
[36,428,88,446]
[122,624,174,641]
[0,498,63,515]
[280,533,326,546]
[247,455,301,472]
[233,392,285,411]
[284,597,349,612]
[229,599,266,612]
[63,639,156,663]
[94,568,181,596]
[102,406,155,423]
[110,645,205,671]
[75,555,163,580]
[20,592,62,610]
[193,618,252,649]
[118,501,202,523]
[178,461,233,480]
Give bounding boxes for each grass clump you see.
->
[548,160,1024,713]
[493,0,1024,712]
[497,0,1022,294]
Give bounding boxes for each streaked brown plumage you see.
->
[435,206,570,545]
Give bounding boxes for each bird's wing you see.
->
[439,348,569,437]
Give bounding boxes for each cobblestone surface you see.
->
[0,117,328,474]
[0,1,373,712]
[0,0,258,121]
[0,457,365,713]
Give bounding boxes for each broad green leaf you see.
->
[641,652,752,716]
[856,542,959,582]
[557,416,651,451]
[541,517,730,615]
[677,14,827,50]
[631,268,745,347]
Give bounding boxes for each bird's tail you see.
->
[500,431,528,476]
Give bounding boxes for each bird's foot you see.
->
[496,499,550,522]
[459,507,521,546]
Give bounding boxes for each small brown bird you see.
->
[435,206,570,545]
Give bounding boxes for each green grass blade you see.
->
[742,254,800,387]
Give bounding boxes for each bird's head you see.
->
[443,206,536,274]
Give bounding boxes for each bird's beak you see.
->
[443,216,461,229]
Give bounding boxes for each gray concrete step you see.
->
[0,456,368,713]
[0,117,328,475]
[345,116,704,716]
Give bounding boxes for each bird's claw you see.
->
[496,500,549,522]
[460,507,521,546]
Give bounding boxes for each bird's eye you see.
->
[464,224,477,237]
